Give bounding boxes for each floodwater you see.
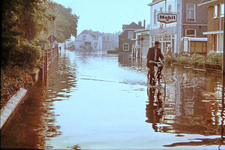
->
[1,49,224,149]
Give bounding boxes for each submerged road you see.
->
[1,49,224,149]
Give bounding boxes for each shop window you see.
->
[185,29,196,37]
[186,3,196,22]
[123,43,129,51]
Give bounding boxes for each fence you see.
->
[42,47,59,86]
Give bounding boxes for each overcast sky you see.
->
[52,0,150,35]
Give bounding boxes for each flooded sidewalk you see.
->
[1,49,224,149]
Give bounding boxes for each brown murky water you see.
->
[1,49,224,149]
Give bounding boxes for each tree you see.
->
[46,1,79,42]
[1,0,78,67]
[1,0,48,67]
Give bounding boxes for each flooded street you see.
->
[1,49,224,149]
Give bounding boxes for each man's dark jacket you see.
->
[146,47,164,68]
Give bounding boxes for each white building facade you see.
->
[74,30,103,50]
[148,0,208,55]
[148,0,180,54]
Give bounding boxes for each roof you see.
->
[198,0,219,6]
[122,22,144,30]
[148,0,164,6]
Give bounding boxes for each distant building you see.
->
[134,29,150,58]
[74,30,118,50]
[198,0,224,53]
[64,39,74,49]
[119,21,145,52]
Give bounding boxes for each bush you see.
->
[165,55,172,64]
[190,53,206,67]
[179,56,190,64]
[207,51,223,65]
[1,66,33,109]
[11,40,43,69]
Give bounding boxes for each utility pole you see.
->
[221,0,224,109]
[222,19,225,108]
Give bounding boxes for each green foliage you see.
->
[164,55,172,64]
[190,53,206,67]
[1,0,47,67]
[46,2,79,42]
[11,40,43,69]
[1,66,33,109]
[179,56,190,64]
[206,51,223,65]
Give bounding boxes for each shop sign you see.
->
[157,13,177,24]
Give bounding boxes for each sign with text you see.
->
[157,13,177,24]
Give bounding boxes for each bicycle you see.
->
[147,61,166,88]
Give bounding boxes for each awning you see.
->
[181,37,207,41]
[203,30,224,35]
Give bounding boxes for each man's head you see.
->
[155,41,160,48]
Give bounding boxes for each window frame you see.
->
[185,29,196,37]
[213,5,218,18]
[220,3,224,17]
[128,31,134,39]
[154,9,157,25]
[123,43,129,51]
[186,3,196,22]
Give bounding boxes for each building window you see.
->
[128,31,133,39]
[213,5,218,18]
[168,5,172,12]
[154,9,157,25]
[94,42,98,48]
[185,29,196,37]
[160,7,163,12]
[186,3,196,22]
[221,3,224,17]
[82,35,86,40]
[123,43,129,51]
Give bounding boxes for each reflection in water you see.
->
[1,52,78,149]
[1,50,224,149]
[145,63,225,147]
[146,87,166,132]
[1,80,60,149]
[119,53,224,147]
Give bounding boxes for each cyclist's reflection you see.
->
[146,87,163,132]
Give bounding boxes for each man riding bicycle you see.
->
[146,41,164,85]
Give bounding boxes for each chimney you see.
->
[143,19,146,29]
[138,21,142,27]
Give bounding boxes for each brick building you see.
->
[119,21,145,52]
[198,0,224,53]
